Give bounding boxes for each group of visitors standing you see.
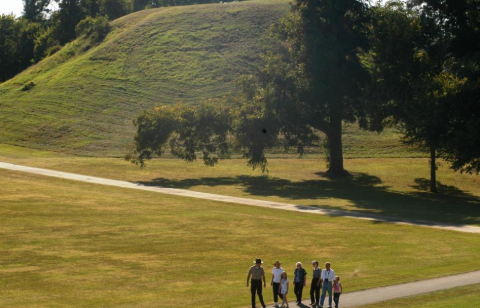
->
[247,259,342,308]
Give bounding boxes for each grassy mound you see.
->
[0,0,290,155]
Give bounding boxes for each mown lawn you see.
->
[1,144,479,226]
[356,284,480,308]
[1,169,480,308]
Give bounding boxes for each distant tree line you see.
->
[128,0,480,192]
[0,0,243,82]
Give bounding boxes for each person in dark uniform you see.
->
[310,260,322,307]
[247,258,267,308]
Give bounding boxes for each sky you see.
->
[0,0,24,17]
[0,0,58,17]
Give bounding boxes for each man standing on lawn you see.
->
[318,262,336,308]
[271,260,284,307]
[247,258,267,308]
[310,260,321,307]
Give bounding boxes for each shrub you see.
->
[21,81,35,91]
[33,26,59,62]
[75,16,110,43]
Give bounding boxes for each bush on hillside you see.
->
[33,26,60,62]
[21,81,36,91]
[75,16,110,43]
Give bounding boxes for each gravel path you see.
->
[2,161,480,234]
[265,270,480,307]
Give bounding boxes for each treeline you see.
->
[0,0,242,82]
[128,0,480,192]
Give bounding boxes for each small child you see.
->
[279,272,289,308]
[333,276,342,308]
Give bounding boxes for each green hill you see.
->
[0,0,422,158]
[0,0,290,155]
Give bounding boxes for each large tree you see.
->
[410,0,480,175]
[366,1,475,192]
[235,0,372,176]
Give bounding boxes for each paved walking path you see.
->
[2,161,480,234]
[266,270,480,307]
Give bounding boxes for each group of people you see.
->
[247,259,342,308]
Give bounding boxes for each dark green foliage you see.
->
[33,25,60,61]
[75,16,109,42]
[0,15,22,82]
[23,0,51,21]
[127,103,232,167]
[55,0,84,44]
[366,1,478,191]
[80,0,101,17]
[408,0,480,175]
[365,0,480,191]
[0,15,43,82]
[101,0,129,20]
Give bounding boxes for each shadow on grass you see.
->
[137,173,480,226]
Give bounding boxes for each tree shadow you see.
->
[137,173,480,226]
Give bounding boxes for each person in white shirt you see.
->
[271,260,284,307]
[318,262,335,308]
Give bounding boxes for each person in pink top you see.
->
[333,276,342,308]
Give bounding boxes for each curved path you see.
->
[1,161,480,234]
[267,270,480,307]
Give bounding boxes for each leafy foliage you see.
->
[0,15,44,82]
[127,103,232,167]
[75,15,109,41]
[366,0,480,191]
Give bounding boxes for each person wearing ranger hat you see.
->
[247,258,267,308]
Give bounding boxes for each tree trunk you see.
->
[325,118,349,177]
[430,146,437,193]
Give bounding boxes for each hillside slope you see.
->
[0,0,422,158]
[0,0,290,155]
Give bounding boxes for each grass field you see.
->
[1,144,479,226]
[356,284,480,308]
[2,168,480,308]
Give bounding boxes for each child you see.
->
[279,272,289,308]
[333,276,342,308]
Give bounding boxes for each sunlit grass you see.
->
[1,169,480,307]
[1,144,479,226]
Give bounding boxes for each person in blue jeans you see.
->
[318,262,335,308]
